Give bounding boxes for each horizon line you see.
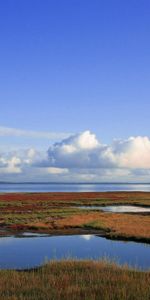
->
[0,181,150,185]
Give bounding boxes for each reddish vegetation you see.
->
[1,191,149,203]
[0,192,150,241]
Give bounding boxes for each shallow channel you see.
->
[78,205,150,213]
[0,234,150,270]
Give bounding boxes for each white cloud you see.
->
[47,131,107,168]
[70,130,99,150]
[0,147,42,174]
[110,136,150,168]
[56,130,99,155]
[0,156,22,174]
[46,167,69,174]
[0,130,150,181]
[47,132,150,169]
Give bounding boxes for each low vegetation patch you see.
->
[0,260,150,300]
[0,192,150,241]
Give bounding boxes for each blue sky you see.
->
[0,1,150,182]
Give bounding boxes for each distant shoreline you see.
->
[0,182,150,185]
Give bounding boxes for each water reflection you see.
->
[81,235,93,241]
[79,205,150,213]
[0,234,150,270]
[101,205,150,213]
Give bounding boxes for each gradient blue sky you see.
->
[1,1,150,139]
[0,1,150,181]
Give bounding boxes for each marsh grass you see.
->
[0,192,150,241]
[0,260,150,300]
[0,193,150,299]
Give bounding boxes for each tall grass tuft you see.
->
[0,259,150,300]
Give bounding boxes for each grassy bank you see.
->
[0,192,150,241]
[0,260,150,300]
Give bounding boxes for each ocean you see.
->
[0,182,150,193]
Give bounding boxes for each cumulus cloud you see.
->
[0,156,22,174]
[0,147,43,174]
[47,132,150,170]
[0,130,150,181]
[111,136,150,168]
[47,131,111,168]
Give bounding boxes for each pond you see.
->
[78,205,150,213]
[0,234,150,270]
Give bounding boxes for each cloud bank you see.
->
[0,130,150,182]
[47,131,150,169]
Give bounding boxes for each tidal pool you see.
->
[0,234,150,270]
[79,205,150,213]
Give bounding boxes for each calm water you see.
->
[1,183,150,192]
[0,234,150,270]
[79,205,150,213]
